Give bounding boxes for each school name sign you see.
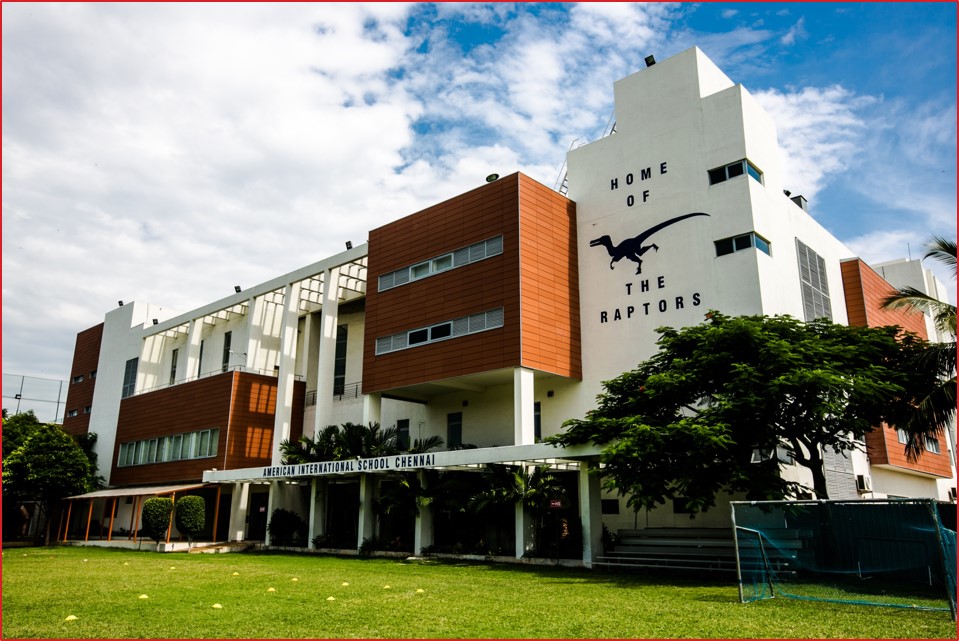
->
[261,453,438,479]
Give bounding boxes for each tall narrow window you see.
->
[447,412,463,448]
[198,340,205,377]
[796,239,832,321]
[121,358,138,399]
[333,325,348,396]
[534,402,542,442]
[222,332,232,372]
[397,419,410,450]
[169,348,179,385]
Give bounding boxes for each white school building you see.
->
[61,47,955,563]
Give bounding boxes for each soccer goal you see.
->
[731,498,956,619]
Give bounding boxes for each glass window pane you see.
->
[726,161,745,178]
[208,429,219,457]
[734,235,752,251]
[432,254,453,272]
[171,434,182,461]
[708,167,726,185]
[754,235,771,255]
[430,323,452,341]
[408,328,429,345]
[747,162,763,183]
[411,262,431,280]
[715,238,734,256]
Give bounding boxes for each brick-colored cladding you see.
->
[110,371,304,485]
[62,323,104,437]
[363,172,579,394]
[840,259,928,339]
[841,259,949,478]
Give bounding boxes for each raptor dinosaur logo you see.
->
[589,212,710,275]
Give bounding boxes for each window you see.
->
[897,428,909,445]
[72,374,84,384]
[447,413,463,448]
[397,419,410,450]
[377,236,504,292]
[198,340,205,376]
[116,428,219,467]
[222,332,232,372]
[67,409,79,418]
[534,402,542,442]
[708,159,763,186]
[375,308,505,355]
[924,436,941,454]
[169,348,179,386]
[601,499,621,515]
[715,232,771,257]
[796,239,832,321]
[84,406,91,414]
[90,370,97,379]
[333,325,348,396]
[121,358,138,399]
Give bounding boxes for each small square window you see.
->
[432,254,453,273]
[897,428,909,444]
[734,235,752,251]
[715,238,734,257]
[924,436,940,454]
[72,375,84,384]
[408,328,429,345]
[746,162,763,183]
[430,323,452,341]
[726,161,745,179]
[754,235,771,255]
[708,167,727,185]
[410,262,431,280]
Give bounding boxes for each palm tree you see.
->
[882,236,956,459]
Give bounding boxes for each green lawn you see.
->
[1,546,954,639]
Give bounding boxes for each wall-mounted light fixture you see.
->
[486,173,500,183]
[152,319,159,325]
[345,241,353,250]
[118,300,124,306]
[234,285,242,293]
[644,55,656,67]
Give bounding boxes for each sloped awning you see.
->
[66,483,207,501]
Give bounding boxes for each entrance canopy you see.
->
[67,483,207,501]
[201,442,603,484]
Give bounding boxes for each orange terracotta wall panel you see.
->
[363,174,523,393]
[110,372,304,485]
[865,425,952,478]
[518,174,581,379]
[841,259,927,338]
[62,323,103,436]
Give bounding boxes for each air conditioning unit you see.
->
[855,474,872,492]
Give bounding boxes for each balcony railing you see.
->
[305,381,362,407]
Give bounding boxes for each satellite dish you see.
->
[486,174,500,183]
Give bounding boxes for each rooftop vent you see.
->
[644,55,656,67]
[790,194,808,212]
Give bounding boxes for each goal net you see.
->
[731,498,956,619]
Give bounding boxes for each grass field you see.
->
[1,545,954,639]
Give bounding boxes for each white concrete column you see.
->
[271,281,301,466]
[227,482,250,542]
[245,295,263,373]
[514,367,535,445]
[264,481,279,546]
[313,267,341,433]
[357,474,375,549]
[184,318,203,382]
[363,393,382,427]
[307,478,319,549]
[413,470,433,555]
[578,460,604,567]
[515,500,531,559]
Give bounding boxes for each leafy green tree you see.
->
[175,495,206,546]
[2,410,43,460]
[882,236,957,459]
[551,312,938,510]
[141,497,174,546]
[2,422,100,544]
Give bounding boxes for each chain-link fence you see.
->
[732,498,956,619]
[2,373,68,423]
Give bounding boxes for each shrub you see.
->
[175,495,205,544]
[266,508,307,547]
[141,498,173,544]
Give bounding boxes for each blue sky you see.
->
[2,2,956,405]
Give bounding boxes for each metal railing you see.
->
[305,381,362,406]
